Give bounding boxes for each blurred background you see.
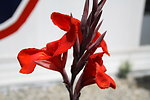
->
[0,0,150,100]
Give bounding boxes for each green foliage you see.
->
[117,61,131,79]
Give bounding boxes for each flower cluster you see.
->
[17,0,116,100]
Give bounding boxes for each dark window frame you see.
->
[144,0,150,15]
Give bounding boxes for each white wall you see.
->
[0,0,149,86]
[101,0,150,75]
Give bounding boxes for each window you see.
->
[144,0,150,15]
[140,0,150,46]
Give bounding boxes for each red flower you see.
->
[17,40,67,74]
[51,12,109,55]
[93,32,110,56]
[79,52,116,89]
[51,12,82,56]
[17,1,115,100]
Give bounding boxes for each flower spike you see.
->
[17,1,115,100]
[92,0,98,13]
[88,31,106,51]
[80,0,89,36]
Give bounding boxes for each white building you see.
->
[0,0,150,86]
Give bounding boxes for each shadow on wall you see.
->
[135,75,150,91]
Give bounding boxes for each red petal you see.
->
[49,55,63,70]
[96,72,116,89]
[51,12,71,31]
[105,74,116,89]
[81,52,103,87]
[96,63,116,89]
[84,60,96,78]
[90,52,104,66]
[101,40,110,56]
[53,23,77,56]
[80,74,95,87]
[100,64,107,72]
[50,12,82,56]
[93,32,110,56]
[17,48,50,74]
[35,52,67,72]
[81,59,96,87]
[51,12,81,31]
[35,59,62,72]
[46,40,60,55]
[35,60,52,69]
[47,22,78,56]
[90,52,104,59]
[96,72,111,89]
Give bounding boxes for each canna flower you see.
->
[17,40,68,74]
[17,0,116,100]
[78,52,116,90]
[17,13,78,74]
[51,12,109,56]
[50,13,81,56]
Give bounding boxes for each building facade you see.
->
[0,0,150,86]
